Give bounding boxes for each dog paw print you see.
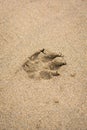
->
[22,49,66,80]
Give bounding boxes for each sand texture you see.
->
[0,0,87,130]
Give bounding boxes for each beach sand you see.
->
[0,0,87,130]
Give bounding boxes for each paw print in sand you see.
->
[22,49,66,80]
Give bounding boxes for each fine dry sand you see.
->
[0,0,87,130]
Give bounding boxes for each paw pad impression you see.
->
[22,49,66,80]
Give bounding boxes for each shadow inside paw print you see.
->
[22,49,66,80]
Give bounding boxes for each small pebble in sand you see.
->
[70,73,76,77]
[54,100,59,104]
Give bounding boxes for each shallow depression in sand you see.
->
[22,49,66,80]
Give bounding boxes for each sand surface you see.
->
[0,0,87,130]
